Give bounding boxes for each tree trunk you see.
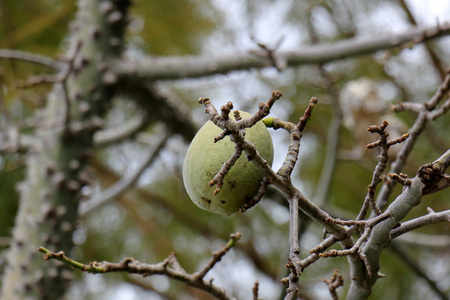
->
[0,1,130,298]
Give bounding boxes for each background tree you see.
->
[0,0,449,299]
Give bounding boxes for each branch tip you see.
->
[198,97,210,105]
[388,173,412,186]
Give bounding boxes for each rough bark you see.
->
[0,0,130,298]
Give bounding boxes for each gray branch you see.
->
[113,23,450,81]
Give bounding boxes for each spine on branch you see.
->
[1,1,130,299]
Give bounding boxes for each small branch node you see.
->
[252,280,260,300]
[233,110,242,121]
[220,101,234,120]
[198,97,210,105]
[387,133,410,147]
[388,173,412,186]
[323,269,344,300]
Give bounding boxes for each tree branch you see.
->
[39,233,241,300]
[347,175,424,299]
[94,113,149,146]
[390,209,450,239]
[113,23,450,81]
[0,49,62,70]
[376,69,450,211]
[80,133,169,215]
[396,232,450,249]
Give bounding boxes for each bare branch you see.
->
[0,49,62,70]
[252,281,260,300]
[397,0,448,80]
[396,232,450,249]
[285,193,302,297]
[390,209,450,239]
[39,233,242,300]
[80,133,169,215]
[418,150,450,195]
[193,233,241,280]
[323,270,344,300]
[431,148,450,173]
[349,176,425,297]
[240,177,270,212]
[428,97,450,120]
[388,173,412,186]
[93,114,149,146]
[113,23,450,81]
[278,97,318,181]
[357,121,395,220]
[377,70,450,208]
[312,65,342,206]
[425,69,450,110]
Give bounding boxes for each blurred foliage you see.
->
[1,0,449,299]
[0,0,76,54]
[129,0,219,55]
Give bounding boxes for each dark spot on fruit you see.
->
[228,180,236,188]
[221,200,226,204]
[201,197,212,204]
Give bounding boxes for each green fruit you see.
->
[183,111,273,216]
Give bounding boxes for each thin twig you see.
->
[0,49,62,70]
[376,70,450,210]
[323,270,344,300]
[240,177,270,212]
[193,233,241,280]
[252,281,260,300]
[390,209,450,239]
[397,0,447,80]
[357,121,392,220]
[278,97,318,180]
[80,134,170,215]
[39,233,242,300]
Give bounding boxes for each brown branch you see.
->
[240,177,270,212]
[39,233,242,300]
[193,232,241,280]
[388,173,412,186]
[252,281,260,300]
[323,270,344,300]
